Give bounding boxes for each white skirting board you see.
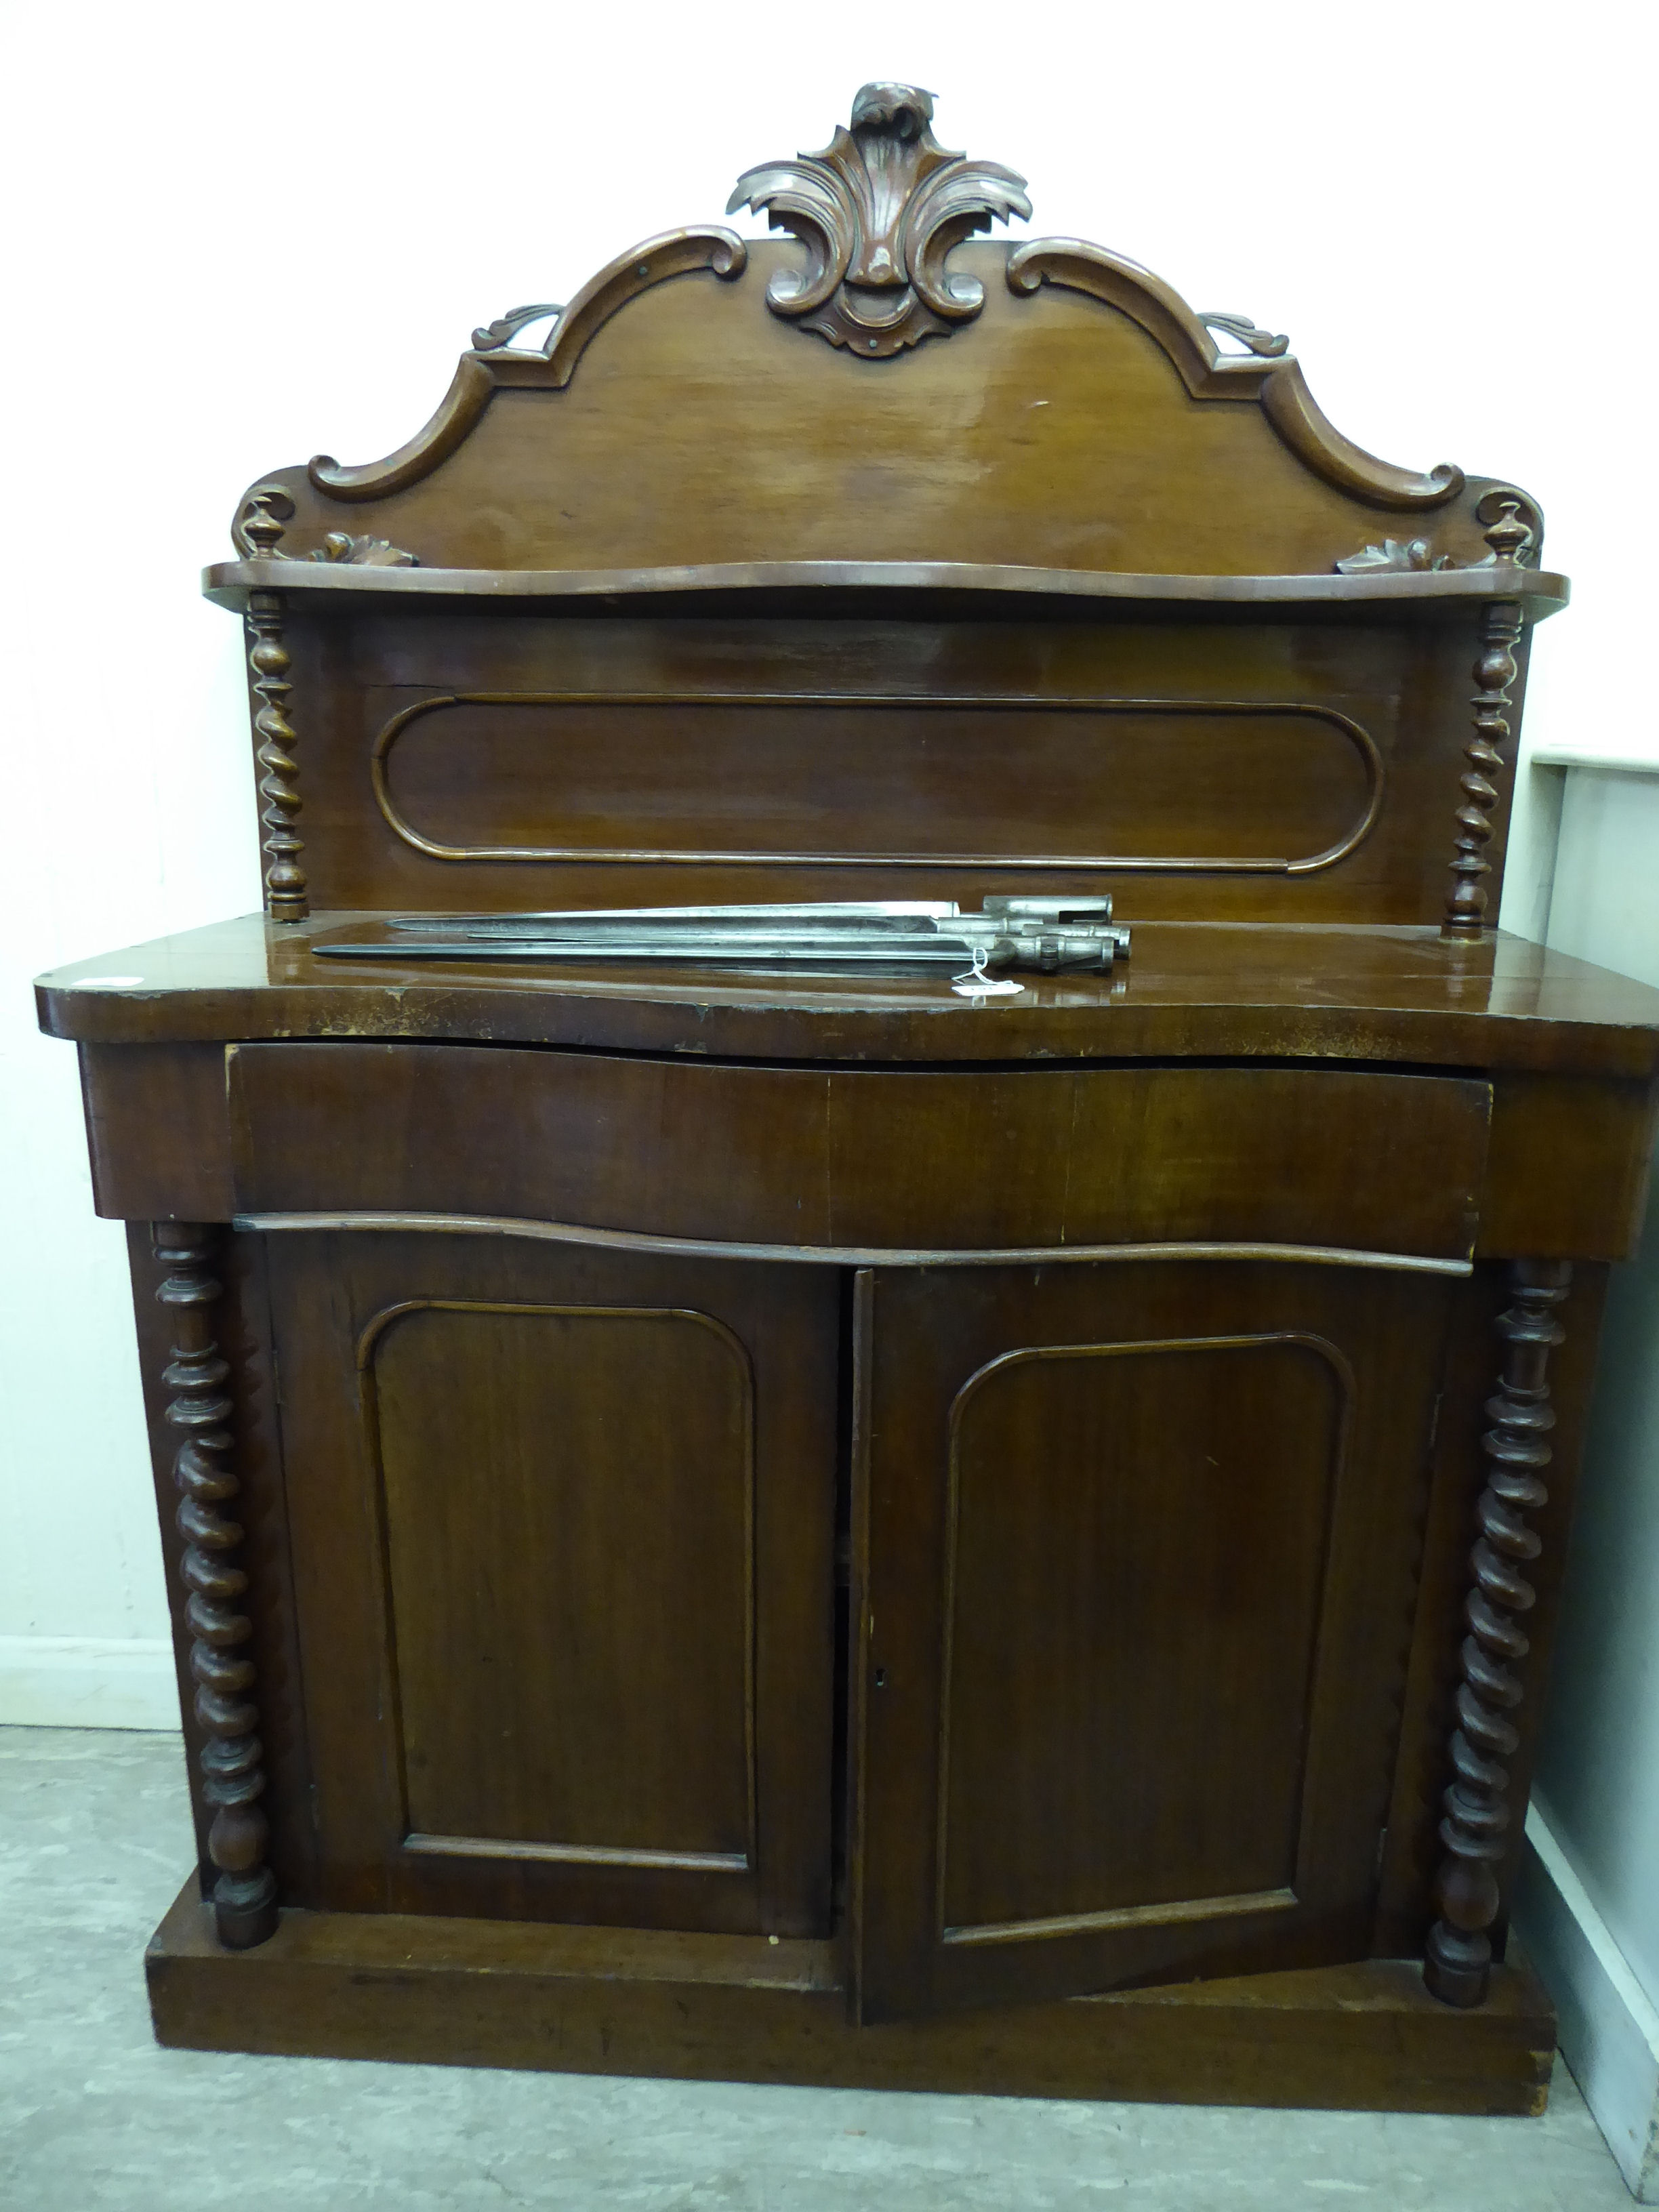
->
[1515,1801,1659,2200]
[0,1637,181,1730]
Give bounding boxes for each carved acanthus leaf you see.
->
[1336,537,1453,574]
[308,532,419,567]
[1334,496,1541,578]
[234,492,417,567]
[727,82,1031,357]
[1200,312,1290,359]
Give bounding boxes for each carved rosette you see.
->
[728,82,1031,357]
[155,1223,278,1950]
[1424,1261,1570,2007]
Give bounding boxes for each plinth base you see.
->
[145,1879,1556,2114]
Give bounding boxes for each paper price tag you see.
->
[951,951,1025,1001]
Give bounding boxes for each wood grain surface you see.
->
[146,1881,1557,2114]
[44,918,1659,1078]
[260,1230,838,1938]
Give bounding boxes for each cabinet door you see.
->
[263,1229,837,1937]
[850,1261,1455,2021]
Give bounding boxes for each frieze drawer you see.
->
[222,1042,1490,1261]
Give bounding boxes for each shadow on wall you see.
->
[1532,1141,1659,2008]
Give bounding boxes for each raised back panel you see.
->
[234,244,1513,578]
[283,602,1515,923]
[216,83,1556,933]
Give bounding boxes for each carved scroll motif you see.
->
[307,230,745,501]
[1441,501,1532,936]
[1007,240,1464,512]
[155,1223,279,1950]
[1199,312,1289,358]
[729,82,1031,356]
[471,302,563,352]
[1425,1261,1570,2007]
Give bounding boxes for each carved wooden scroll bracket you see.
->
[1425,1260,1570,2007]
[727,82,1031,357]
[154,1223,279,1950]
[1008,239,1464,514]
[306,229,746,504]
[471,302,563,352]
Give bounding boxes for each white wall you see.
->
[1544,774,1659,2035]
[1513,769,1659,2196]
[0,0,1649,1736]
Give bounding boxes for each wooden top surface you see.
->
[36,916,1659,1078]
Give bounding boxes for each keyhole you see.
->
[874,1668,887,1689]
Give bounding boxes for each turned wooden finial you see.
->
[241,490,288,558]
[1481,497,1532,567]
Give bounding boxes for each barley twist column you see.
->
[1424,1258,1570,2005]
[242,491,307,922]
[1441,498,1532,938]
[154,1222,279,1948]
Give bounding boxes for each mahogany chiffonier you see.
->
[36,83,1659,2112]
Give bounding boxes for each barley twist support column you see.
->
[1441,498,1532,938]
[154,1222,279,1949]
[1424,1258,1570,2006]
[241,487,307,922]
[246,586,307,922]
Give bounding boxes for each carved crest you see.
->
[727,83,1031,357]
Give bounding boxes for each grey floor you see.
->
[0,1727,1635,2211]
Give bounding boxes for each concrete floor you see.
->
[0,1727,1637,2211]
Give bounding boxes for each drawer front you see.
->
[230,1043,1490,1259]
